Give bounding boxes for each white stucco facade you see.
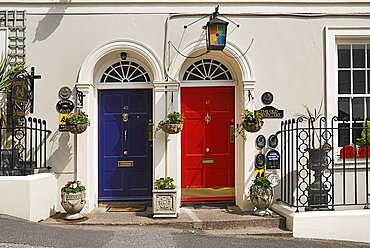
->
[0,0,370,240]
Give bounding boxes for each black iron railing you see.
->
[278,116,370,212]
[0,116,51,176]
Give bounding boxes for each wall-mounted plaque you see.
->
[58,86,72,100]
[268,134,278,148]
[255,153,265,169]
[261,92,274,105]
[256,135,266,149]
[266,149,280,169]
[56,99,74,114]
[267,173,280,187]
[254,169,265,179]
[58,113,68,132]
[256,106,284,119]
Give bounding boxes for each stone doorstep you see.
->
[204,227,293,237]
[42,206,287,233]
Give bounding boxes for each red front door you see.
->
[181,87,235,203]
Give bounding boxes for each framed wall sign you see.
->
[56,99,74,114]
[266,149,280,169]
[257,106,284,119]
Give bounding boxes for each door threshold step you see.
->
[204,227,292,237]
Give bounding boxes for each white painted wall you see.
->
[0,173,58,222]
[273,203,370,243]
[7,0,370,216]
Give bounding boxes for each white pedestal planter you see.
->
[61,191,86,220]
[152,189,178,218]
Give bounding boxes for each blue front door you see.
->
[98,89,153,201]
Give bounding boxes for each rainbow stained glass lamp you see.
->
[206,15,228,51]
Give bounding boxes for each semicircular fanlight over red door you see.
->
[181,86,235,203]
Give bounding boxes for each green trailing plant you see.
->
[66,110,90,125]
[154,177,176,190]
[155,111,184,134]
[240,109,263,124]
[61,180,86,194]
[253,176,272,188]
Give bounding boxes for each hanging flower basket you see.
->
[161,123,183,134]
[242,121,264,133]
[155,112,184,136]
[65,111,90,135]
[67,123,89,134]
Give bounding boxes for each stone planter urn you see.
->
[250,185,273,216]
[61,191,86,220]
[152,189,178,218]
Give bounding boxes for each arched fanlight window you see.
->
[182,59,232,81]
[100,61,151,83]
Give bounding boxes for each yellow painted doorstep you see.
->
[182,187,234,198]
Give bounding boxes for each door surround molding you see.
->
[75,40,162,213]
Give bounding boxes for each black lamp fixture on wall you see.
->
[206,6,229,51]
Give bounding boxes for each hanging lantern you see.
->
[206,9,229,51]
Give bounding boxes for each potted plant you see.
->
[296,103,331,209]
[61,180,86,220]
[355,122,370,158]
[65,110,90,134]
[155,112,184,135]
[152,177,178,218]
[240,109,264,132]
[249,176,273,216]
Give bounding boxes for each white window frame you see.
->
[326,27,370,157]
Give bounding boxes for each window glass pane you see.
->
[338,70,351,94]
[367,97,370,119]
[338,123,350,147]
[353,70,366,94]
[352,97,364,120]
[353,122,363,145]
[338,97,349,120]
[338,45,350,68]
[368,71,370,94]
[353,44,365,68]
[368,45,370,68]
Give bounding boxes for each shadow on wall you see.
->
[33,0,71,42]
[48,131,72,173]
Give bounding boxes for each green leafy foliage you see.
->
[253,176,272,188]
[66,111,90,125]
[155,112,184,133]
[357,122,370,147]
[154,177,176,190]
[61,180,86,193]
[0,55,27,93]
[240,110,263,124]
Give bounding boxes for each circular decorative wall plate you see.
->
[261,92,274,105]
[59,86,72,100]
